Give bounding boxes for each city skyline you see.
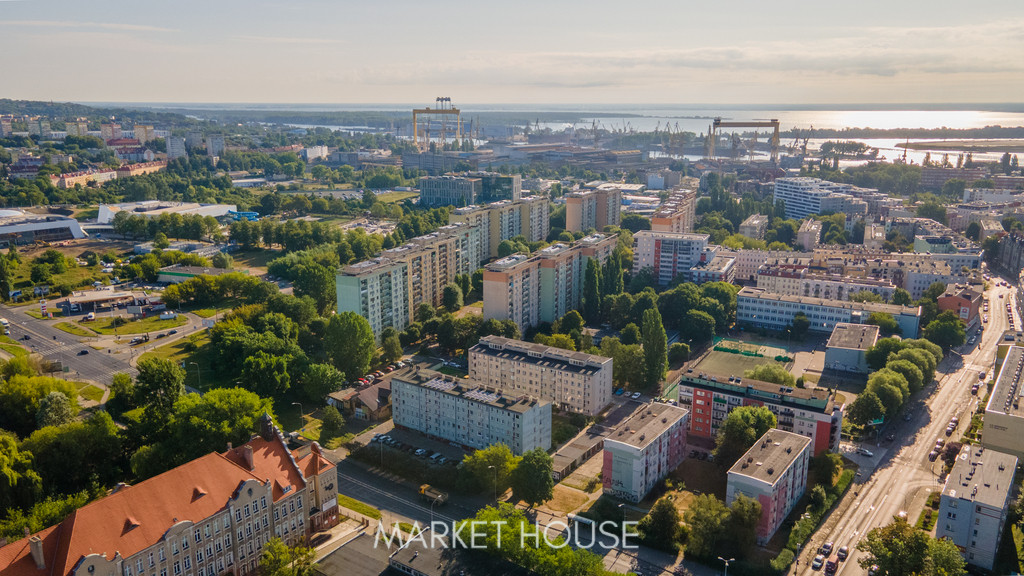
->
[0,0,1022,105]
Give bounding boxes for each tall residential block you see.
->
[651,189,697,233]
[602,403,689,502]
[418,175,482,208]
[565,188,622,232]
[773,177,869,221]
[391,368,551,454]
[167,136,188,160]
[677,373,842,455]
[449,196,549,259]
[936,445,1017,571]
[481,234,616,331]
[336,258,410,338]
[727,429,811,544]
[469,335,613,416]
[207,134,226,157]
[133,125,156,144]
[631,230,712,286]
[100,123,122,142]
[982,346,1024,459]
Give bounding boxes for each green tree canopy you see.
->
[922,311,966,351]
[510,448,554,508]
[0,376,80,438]
[638,496,684,552]
[867,312,901,336]
[641,308,668,388]
[326,312,375,381]
[712,406,778,466]
[258,538,317,576]
[460,443,520,494]
[744,363,795,387]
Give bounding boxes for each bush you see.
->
[770,549,795,573]
[668,342,690,364]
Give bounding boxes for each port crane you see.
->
[706,117,781,164]
[412,97,462,152]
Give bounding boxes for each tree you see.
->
[461,444,520,494]
[152,231,170,250]
[620,323,641,345]
[790,312,810,339]
[0,431,42,513]
[926,533,967,576]
[106,372,137,416]
[319,406,345,440]
[668,342,690,364]
[293,263,335,315]
[641,308,668,388]
[847,390,885,426]
[965,221,982,241]
[415,302,436,323]
[135,357,186,420]
[916,201,947,225]
[212,251,233,269]
[326,312,374,382]
[241,352,290,397]
[712,406,777,466]
[602,254,624,297]
[869,368,910,402]
[35,391,73,428]
[583,258,602,323]
[0,256,12,302]
[744,364,795,387]
[923,311,966,351]
[867,312,901,336]
[22,412,123,497]
[258,538,317,576]
[510,448,554,507]
[856,518,931,576]
[885,359,925,394]
[29,262,52,284]
[0,376,80,438]
[638,496,683,552]
[922,281,948,302]
[683,494,729,560]
[892,347,937,386]
[891,288,912,306]
[442,283,463,311]
[724,494,762,557]
[866,337,905,371]
[301,363,345,401]
[558,310,585,335]
[382,331,403,363]
[680,309,715,343]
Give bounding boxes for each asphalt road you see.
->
[796,280,1018,576]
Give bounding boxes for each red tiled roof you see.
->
[0,453,261,576]
[296,445,334,478]
[222,437,305,501]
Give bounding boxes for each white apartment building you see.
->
[469,335,613,416]
[631,230,710,286]
[755,266,898,302]
[797,219,822,250]
[936,445,1017,571]
[167,137,187,160]
[336,258,410,338]
[206,134,225,157]
[602,403,689,502]
[774,178,868,220]
[737,286,921,337]
[727,429,811,544]
[391,369,552,454]
[739,214,769,240]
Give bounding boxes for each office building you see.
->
[936,445,1017,571]
[631,231,711,286]
[0,416,338,576]
[737,286,922,337]
[336,258,410,338]
[739,214,769,240]
[824,323,880,373]
[565,188,622,232]
[418,175,482,208]
[773,178,868,221]
[602,403,689,502]
[920,167,988,190]
[481,234,616,332]
[167,136,187,160]
[677,372,842,455]
[937,283,983,331]
[469,335,613,416]
[391,368,551,455]
[727,429,811,544]
[206,134,226,157]
[651,189,697,234]
[983,346,1024,459]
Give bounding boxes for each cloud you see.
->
[0,20,175,33]
[232,34,347,45]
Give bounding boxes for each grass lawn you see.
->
[231,249,281,273]
[74,207,99,221]
[10,263,108,292]
[376,191,418,204]
[669,458,726,499]
[435,366,468,378]
[693,350,787,379]
[26,309,64,319]
[191,307,232,319]
[0,335,28,357]
[76,383,105,403]
[55,322,96,337]
[551,414,585,447]
[84,314,187,335]
[540,485,590,515]
[336,494,381,520]
[139,333,232,391]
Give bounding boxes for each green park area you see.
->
[81,314,187,335]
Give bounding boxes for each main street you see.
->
[796,280,1019,575]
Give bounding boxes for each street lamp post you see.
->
[189,361,201,389]
[292,402,303,432]
[718,557,735,576]
[491,463,499,500]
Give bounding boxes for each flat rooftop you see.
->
[606,403,688,449]
[472,335,611,372]
[737,286,919,316]
[393,369,548,414]
[986,345,1024,417]
[485,254,531,271]
[944,444,1017,508]
[679,373,835,413]
[691,254,734,274]
[827,323,880,351]
[729,429,811,484]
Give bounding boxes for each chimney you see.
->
[226,442,233,451]
[242,446,254,470]
[29,536,45,569]
[259,413,274,441]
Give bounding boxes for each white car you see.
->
[631,392,642,400]
[857,448,874,457]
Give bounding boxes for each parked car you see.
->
[614,388,624,395]
[168,330,177,335]
[856,448,874,457]
[414,449,427,457]
[811,555,825,570]
[971,384,980,394]
[945,426,955,436]
[631,392,642,400]
[928,450,939,461]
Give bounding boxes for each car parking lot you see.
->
[370,427,467,467]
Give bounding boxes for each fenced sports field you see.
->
[691,337,794,378]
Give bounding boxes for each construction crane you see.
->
[412,97,462,152]
[706,117,781,164]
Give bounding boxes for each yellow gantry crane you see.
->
[412,97,462,151]
[707,117,781,164]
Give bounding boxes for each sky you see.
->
[1,0,1023,105]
